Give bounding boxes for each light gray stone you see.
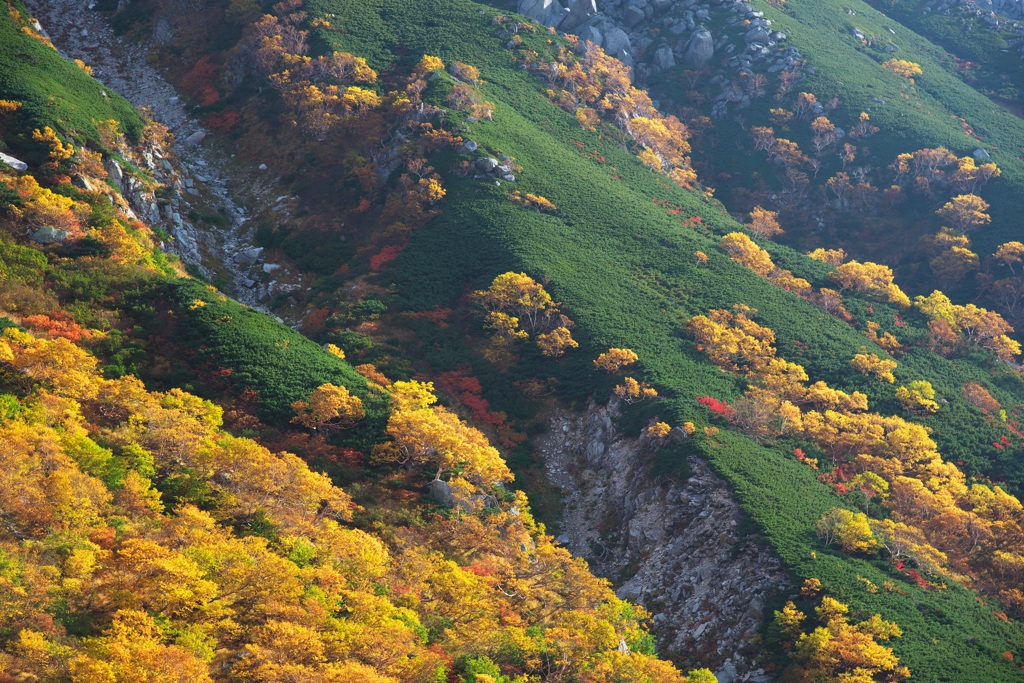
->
[475,157,500,173]
[623,5,646,27]
[684,28,715,68]
[560,0,598,32]
[183,130,207,146]
[653,45,676,70]
[603,27,631,56]
[0,152,28,172]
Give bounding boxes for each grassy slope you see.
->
[746,0,1024,259]
[0,6,144,153]
[305,0,1024,678]
[151,279,389,452]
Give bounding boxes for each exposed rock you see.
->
[182,130,207,146]
[152,17,173,44]
[653,45,676,71]
[461,139,479,153]
[684,27,715,68]
[237,246,264,266]
[623,5,646,27]
[0,152,28,172]
[431,479,455,507]
[561,0,598,32]
[475,157,500,173]
[541,400,789,675]
[72,174,93,191]
[603,26,632,57]
[577,24,604,47]
[30,227,69,244]
[518,0,567,28]
[974,147,992,160]
[744,26,771,44]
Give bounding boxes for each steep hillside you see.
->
[9,0,1024,680]
[0,5,709,682]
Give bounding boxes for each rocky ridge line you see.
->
[540,401,789,683]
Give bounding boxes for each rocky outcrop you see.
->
[516,0,805,118]
[540,401,788,682]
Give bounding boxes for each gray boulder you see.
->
[560,0,598,32]
[105,158,123,184]
[653,45,676,70]
[518,0,567,28]
[153,17,174,45]
[72,175,93,191]
[577,24,603,47]
[30,227,69,244]
[183,130,207,146]
[623,5,646,27]
[0,152,28,172]
[974,148,991,160]
[431,479,455,507]
[237,246,264,267]
[744,26,771,44]
[603,27,631,57]
[684,28,714,68]
[475,157,500,173]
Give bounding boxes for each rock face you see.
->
[540,401,789,680]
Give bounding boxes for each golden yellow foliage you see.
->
[882,59,922,79]
[594,347,639,373]
[851,352,897,383]
[290,383,365,433]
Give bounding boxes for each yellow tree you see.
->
[816,508,879,554]
[895,380,939,414]
[807,247,847,266]
[851,352,897,383]
[594,348,639,373]
[473,272,555,334]
[414,55,445,77]
[831,261,910,307]
[720,232,775,277]
[290,383,365,434]
[68,610,212,683]
[375,382,513,485]
[537,327,578,357]
[882,59,922,80]
[994,241,1024,275]
[689,306,776,373]
[936,194,991,233]
[613,377,658,404]
[747,206,783,238]
[930,246,979,286]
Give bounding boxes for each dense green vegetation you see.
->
[7,0,1024,677]
[300,0,1024,677]
[151,278,390,446]
[0,5,144,155]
